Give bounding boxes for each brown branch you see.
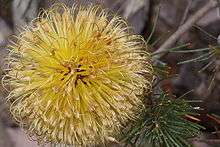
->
[153,0,218,60]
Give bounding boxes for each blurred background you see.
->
[0,0,220,147]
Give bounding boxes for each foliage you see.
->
[123,92,203,147]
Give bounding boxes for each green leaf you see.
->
[122,92,204,147]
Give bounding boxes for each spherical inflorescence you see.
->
[3,4,153,146]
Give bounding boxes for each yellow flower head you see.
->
[4,3,153,146]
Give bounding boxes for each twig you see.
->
[153,0,218,60]
[179,0,192,26]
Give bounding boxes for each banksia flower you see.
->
[3,3,153,146]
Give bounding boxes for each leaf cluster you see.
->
[123,93,203,147]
